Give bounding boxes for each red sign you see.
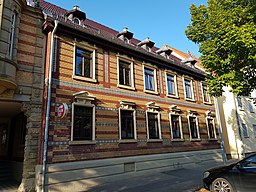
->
[57,103,68,118]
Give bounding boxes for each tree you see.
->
[185,0,256,97]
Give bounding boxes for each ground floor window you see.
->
[72,104,94,141]
[170,114,182,139]
[147,112,161,139]
[188,116,199,139]
[207,118,216,139]
[120,110,135,139]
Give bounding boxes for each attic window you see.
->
[73,17,80,25]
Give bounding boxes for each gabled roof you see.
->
[39,0,206,77]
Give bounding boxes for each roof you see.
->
[39,0,206,77]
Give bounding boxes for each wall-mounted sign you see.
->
[57,103,68,118]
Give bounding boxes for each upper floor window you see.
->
[166,72,178,97]
[117,56,134,89]
[242,124,249,138]
[73,44,96,83]
[184,78,194,100]
[188,115,200,140]
[248,100,254,113]
[143,65,158,94]
[206,118,216,139]
[170,114,182,139]
[202,83,211,103]
[237,96,243,110]
[253,124,256,137]
[9,12,17,59]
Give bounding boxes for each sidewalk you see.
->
[86,161,224,192]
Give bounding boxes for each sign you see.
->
[57,103,68,118]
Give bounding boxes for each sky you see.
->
[46,0,207,58]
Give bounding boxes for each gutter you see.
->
[41,20,59,192]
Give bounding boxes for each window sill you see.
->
[203,101,212,105]
[190,138,201,141]
[208,138,218,141]
[171,138,185,142]
[69,140,96,145]
[147,139,163,142]
[117,84,136,91]
[185,98,196,102]
[119,139,137,143]
[167,94,180,99]
[144,89,159,95]
[72,75,97,83]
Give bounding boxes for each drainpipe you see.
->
[214,97,227,165]
[42,20,59,192]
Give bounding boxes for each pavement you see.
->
[86,161,224,192]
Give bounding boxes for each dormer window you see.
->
[117,27,133,44]
[156,45,172,59]
[137,37,155,52]
[65,5,86,23]
[181,57,197,68]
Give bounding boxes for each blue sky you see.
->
[47,0,207,58]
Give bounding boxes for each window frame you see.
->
[165,71,178,98]
[237,96,243,110]
[241,123,249,138]
[248,100,254,113]
[253,124,256,138]
[71,102,96,144]
[143,64,158,94]
[206,117,216,140]
[9,12,17,59]
[73,43,97,83]
[146,110,162,140]
[117,55,135,90]
[119,108,137,141]
[201,82,211,104]
[169,114,183,140]
[183,76,195,101]
[188,115,200,140]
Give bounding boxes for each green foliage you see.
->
[185,0,256,97]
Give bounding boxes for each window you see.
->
[117,56,134,89]
[253,124,256,137]
[144,66,157,93]
[202,83,211,103]
[120,110,136,139]
[166,73,178,96]
[170,115,182,139]
[184,78,194,100]
[237,97,243,109]
[147,112,161,139]
[73,17,80,25]
[207,118,216,139]
[72,104,95,141]
[242,124,249,138]
[73,44,96,82]
[188,116,199,139]
[9,12,17,59]
[248,101,254,113]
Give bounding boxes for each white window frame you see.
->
[146,110,162,140]
[70,102,96,144]
[73,42,97,83]
[187,115,200,140]
[241,123,249,138]
[248,100,254,113]
[165,71,178,98]
[253,124,256,138]
[206,117,216,139]
[169,114,183,140]
[117,54,135,90]
[9,12,17,59]
[237,96,243,110]
[119,108,137,141]
[183,76,195,101]
[201,82,211,104]
[143,64,158,94]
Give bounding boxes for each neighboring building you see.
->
[38,1,221,191]
[0,0,44,191]
[217,87,256,159]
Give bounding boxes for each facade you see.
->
[0,0,44,191]
[217,87,256,159]
[38,1,222,191]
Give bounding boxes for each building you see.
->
[217,88,256,159]
[38,1,222,191]
[0,0,45,191]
